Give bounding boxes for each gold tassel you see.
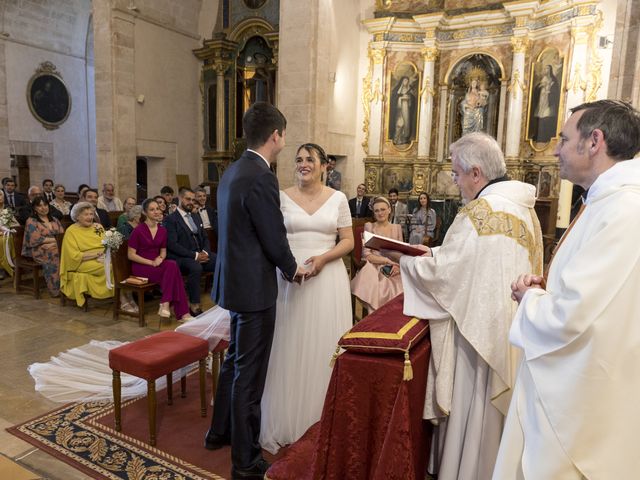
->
[403,351,413,381]
[329,345,342,368]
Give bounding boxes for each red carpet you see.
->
[8,372,284,480]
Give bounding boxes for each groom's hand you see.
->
[293,265,309,284]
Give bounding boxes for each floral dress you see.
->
[22,217,64,295]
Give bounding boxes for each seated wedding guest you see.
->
[194,187,217,233]
[389,187,408,240]
[160,185,178,213]
[59,202,114,308]
[17,186,63,224]
[165,187,215,316]
[381,132,543,479]
[2,178,27,210]
[97,183,123,212]
[116,197,137,229]
[153,195,168,221]
[408,192,437,246]
[350,196,403,312]
[348,183,372,218]
[81,188,111,228]
[0,189,20,279]
[42,179,55,203]
[22,196,64,297]
[49,184,72,216]
[77,184,90,200]
[117,204,142,240]
[128,198,192,322]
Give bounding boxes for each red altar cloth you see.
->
[266,331,431,480]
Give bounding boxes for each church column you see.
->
[367,47,386,157]
[417,47,437,158]
[556,22,591,230]
[504,37,529,158]
[0,39,10,178]
[214,61,229,152]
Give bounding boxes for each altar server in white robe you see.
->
[494,100,640,480]
[382,132,543,479]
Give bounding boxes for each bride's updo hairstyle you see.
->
[296,143,328,165]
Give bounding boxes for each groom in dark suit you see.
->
[205,102,305,479]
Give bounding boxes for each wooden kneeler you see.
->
[108,331,209,446]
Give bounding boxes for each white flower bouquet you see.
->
[0,208,14,229]
[102,228,124,252]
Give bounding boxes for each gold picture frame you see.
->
[526,47,566,151]
[386,62,421,153]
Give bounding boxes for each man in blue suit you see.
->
[205,102,305,479]
[164,187,216,316]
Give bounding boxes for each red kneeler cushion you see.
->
[337,294,428,380]
[109,331,209,380]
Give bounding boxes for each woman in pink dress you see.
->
[351,196,403,312]
[127,198,192,321]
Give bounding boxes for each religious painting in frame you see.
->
[526,47,565,150]
[382,166,414,194]
[26,62,71,130]
[386,62,420,152]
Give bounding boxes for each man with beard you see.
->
[164,187,215,316]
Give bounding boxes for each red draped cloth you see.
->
[267,332,431,480]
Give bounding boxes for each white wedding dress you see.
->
[259,190,353,454]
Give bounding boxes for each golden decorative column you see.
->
[505,36,529,158]
[213,61,231,153]
[363,46,386,157]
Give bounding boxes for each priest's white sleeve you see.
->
[400,255,449,320]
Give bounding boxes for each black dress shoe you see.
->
[190,307,204,317]
[231,459,271,479]
[204,430,229,450]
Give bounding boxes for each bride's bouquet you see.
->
[101,228,124,252]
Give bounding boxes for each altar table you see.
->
[266,329,431,480]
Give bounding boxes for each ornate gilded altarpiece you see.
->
[362,0,605,239]
[194,0,280,198]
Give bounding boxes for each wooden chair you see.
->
[13,225,44,298]
[111,240,158,327]
[107,211,123,229]
[55,232,89,311]
[350,220,368,279]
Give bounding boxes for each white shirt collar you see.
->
[247,149,270,168]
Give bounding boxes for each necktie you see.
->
[356,200,361,215]
[186,213,198,233]
[8,193,14,208]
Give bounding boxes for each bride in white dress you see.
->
[259,143,354,454]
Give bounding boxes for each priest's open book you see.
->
[363,231,426,256]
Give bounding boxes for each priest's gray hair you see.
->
[450,132,506,181]
[70,201,95,222]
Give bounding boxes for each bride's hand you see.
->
[304,256,326,278]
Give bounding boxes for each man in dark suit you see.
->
[205,102,305,479]
[82,188,111,228]
[348,183,372,218]
[194,186,217,235]
[2,178,27,210]
[164,187,216,315]
[42,178,55,203]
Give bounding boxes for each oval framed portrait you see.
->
[27,64,71,130]
[243,0,267,9]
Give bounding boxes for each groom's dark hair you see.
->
[243,101,287,149]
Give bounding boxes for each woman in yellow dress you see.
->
[60,201,114,306]
[0,189,19,279]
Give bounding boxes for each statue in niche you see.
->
[389,74,418,146]
[460,67,489,135]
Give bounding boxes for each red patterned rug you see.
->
[8,374,282,479]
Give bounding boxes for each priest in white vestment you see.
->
[494,100,640,479]
[382,132,543,479]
